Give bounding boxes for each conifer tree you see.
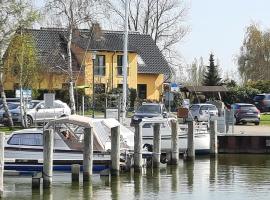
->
[202,53,222,86]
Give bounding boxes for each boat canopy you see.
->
[45,115,133,151]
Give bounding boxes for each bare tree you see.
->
[45,0,105,114]
[108,0,189,58]
[0,0,38,128]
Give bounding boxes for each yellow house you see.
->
[4,28,171,101]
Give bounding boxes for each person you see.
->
[61,130,70,139]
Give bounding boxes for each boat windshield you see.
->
[8,133,43,146]
[137,105,161,114]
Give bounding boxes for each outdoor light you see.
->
[92,51,97,60]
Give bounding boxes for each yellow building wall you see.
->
[84,51,137,95]
[137,73,164,101]
[3,71,84,91]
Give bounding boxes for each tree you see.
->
[197,57,205,85]
[0,0,39,128]
[4,32,40,127]
[202,53,222,86]
[238,24,270,83]
[45,0,104,114]
[186,57,206,86]
[108,0,189,74]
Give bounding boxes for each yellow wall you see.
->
[137,73,164,101]
[84,51,137,95]
[3,71,84,91]
[3,43,163,101]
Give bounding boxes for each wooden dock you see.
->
[218,133,270,154]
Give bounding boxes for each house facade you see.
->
[4,28,171,101]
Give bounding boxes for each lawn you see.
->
[260,114,270,126]
[0,126,24,134]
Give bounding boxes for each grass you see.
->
[260,114,270,126]
[0,126,24,134]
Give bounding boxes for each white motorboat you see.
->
[141,121,210,155]
[4,115,134,171]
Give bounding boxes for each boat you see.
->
[141,120,210,155]
[4,115,134,172]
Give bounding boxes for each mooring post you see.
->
[153,123,161,168]
[210,120,218,156]
[187,121,195,160]
[71,164,80,182]
[0,132,4,198]
[43,129,54,188]
[83,127,93,182]
[111,125,120,176]
[170,120,179,165]
[134,123,142,172]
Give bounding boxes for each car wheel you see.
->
[255,122,260,125]
[242,121,247,125]
[194,116,199,122]
[26,115,33,128]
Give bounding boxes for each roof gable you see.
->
[24,28,170,75]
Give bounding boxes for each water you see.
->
[3,154,270,200]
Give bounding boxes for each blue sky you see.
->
[181,0,270,78]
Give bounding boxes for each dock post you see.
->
[170,120,179,165]
[43,129,54,188]
[111,125,120,176]
[0,132,4,198]
[153,123,161,168]
[71,164,80,182]
[83,127,93,182]
[187,121,195,160]
[210,120,218,156]
[134,123,142,172]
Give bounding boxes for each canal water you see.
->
[3,154,270,200]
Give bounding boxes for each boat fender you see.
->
[143,143,153,152]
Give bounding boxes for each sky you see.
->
[34,0,270,80]
[180,0,270,79]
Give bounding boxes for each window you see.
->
[94,55,106,76]
[117,55,129,76]
[137,84,147,99]
[8,133,43,146]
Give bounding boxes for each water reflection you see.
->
[134,172,142,198]
[184,161,194,191]
[152,169,161,194]
[5,155,270,200]
[83,181,93,199]
[42,188,53,200]
[169,166,179,192]
[110,176,120,200]
[209,157,218,187]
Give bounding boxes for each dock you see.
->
[1,116,270,198]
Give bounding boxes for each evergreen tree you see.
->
[202,54,222,86]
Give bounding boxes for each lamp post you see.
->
[92,51,97,118]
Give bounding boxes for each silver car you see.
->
[3,100,71,127]
[188,103,218,122]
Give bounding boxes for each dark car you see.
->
[253,94,270,112]
[130,103,167,126]
[231,103,260,125]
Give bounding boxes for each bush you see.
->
[223,86,261,104]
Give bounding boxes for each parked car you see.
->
[3,100,71,127]
[0,102,20,123]
[130,103,167,126]
[188,103,218,122]
[253,94,270,112]
[231,103,260,125]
